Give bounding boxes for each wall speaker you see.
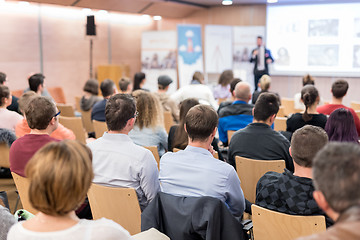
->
[86,15,96,36]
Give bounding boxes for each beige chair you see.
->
[351,101,360,111]
[173,147,219,159]
[227,130,236,143]
[0,142,10,168]
[48,86,66,104]
[144,146,160,169]
[74,96,82,112]
[87,184,141,235]
[59,116,87,144]
[281,98,295,117]
[81,110,94,133]
[235,156,285,203]
[277,106,286,117]
[274,117,287,131]
[163,111,174,134]
[93,120,108,138]
[11,89,24,98]
[217,98,228,104]
[56,104,75,117]
[11,172,38,214]
[252,205,326,240]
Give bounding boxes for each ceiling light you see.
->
[18,1,30,6]
[153,15,162,21]
[98,10,108,15]
[222,0,232,6]
[267,0,278,3]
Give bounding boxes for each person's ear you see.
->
[289,147,292,157]
[184,124,188,133]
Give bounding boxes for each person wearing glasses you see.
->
[9,96,60,177]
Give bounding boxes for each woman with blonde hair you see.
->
[7,140,132,240]
[129,90,168,157]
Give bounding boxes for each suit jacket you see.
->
[250,47,274,74]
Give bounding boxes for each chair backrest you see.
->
[235,156,285,203]
[0,142,10,168]
[163,111,173,134]
[81,109,94,133]
[59,116,86,144]
[351,101,360,111]
[93,120,108,138]
[274,117,287,131]
[11,172,38,214]
[87,184,141,235]
[281,98,295,117]
[56,104,75,117]
[48,87,66,104]
[11,89,24,98]
[277,106,286,117]
[252,205,326,240]
[74,96,81,112]
[144,146,160,169]
[173,147,219,159]
[227,130,236,143]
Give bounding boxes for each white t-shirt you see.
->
[7,218,133,240]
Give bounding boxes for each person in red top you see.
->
[317,79,360,136]
[9,96,60,177]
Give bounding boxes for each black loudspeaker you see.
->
[86,15,96,36]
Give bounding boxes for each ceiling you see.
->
[7,0,355,18]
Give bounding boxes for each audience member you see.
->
[10,96,60,177]
[294,74,315,110]
[0,129,17,178]
[287,85,327,134]
[228,93,293,171]
[15,92,75,140]
[218,82,253,145]
[7,140,132,240]
[80,79,101,111]
[0,204,16,240]
[154,75,179,122]
[25,73,52,99]
[213,69,233,100]
[325,108,359,143]
[0,85,23,131]
[133,72,148,92]
[87,94,160,210]
[0,72,20,113]
[317,79,360,136]
[296,142,360,240]
[217,78,242,112]
[91,79,117,122]
[129,90,168,157]
[118,77,132,94]
[171,71,218,110]
[159,105,245,216]
[256,126,333,226]
[252,74,281,104]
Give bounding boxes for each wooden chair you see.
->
[173,147,219,159]
[93,120,108,138]
[163,111,174,134]
[11,89,24,98]
[227,130,236,143]
[87,184,141,235]
[274,117,287,131]
[81,109,94,133]
[59,116,87,144]
[144,146,160,169]
[281,98,295,117]
[0,142,10,168]
[277,106,286,117]
[11,172,38,214]
[56,104,75,117]
[74,96,82,112]
[217,98,228,104]
[235,156,285,203]
[351,101,360,111]
[48,86,66,104]
[252,205,326,240]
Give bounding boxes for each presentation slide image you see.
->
[355,18,360,38]
[276,47,290,66]
[308,19,339,37]
[308,45,339,66]
[354,45,360,68]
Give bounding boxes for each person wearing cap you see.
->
[154,75,179,122]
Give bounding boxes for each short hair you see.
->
[325,108,358,143]
[230,78,242,94]
[0,72,6,84]
[133,72,146,91]
[105,94,136,131]
[25,140,93,216]
[234,82,251,101]
[25,96,56,130]
[185,105,218,142]
[302,74,315,86]
[0,85,10,107]
[119,78,131,91]
[192,71,204,83]
[218,70,234,86]
[28,73,45,92]
[83,79,99,95]
[331,79,348,99]
[313,142,360,213]
[253,92,279,121]
[257,36,263,40]
[18,91,37,113]
[259,74,271,91]
[100,79,115,98]
[301,85,319,122]
[291,125,328,167]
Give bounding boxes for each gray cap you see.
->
[158,75,173,87]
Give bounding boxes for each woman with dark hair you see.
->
[80,79,102,111]
[132,72,148,92]
[213,70,233,100]
[286,85,327,134]
[325,108,359,143]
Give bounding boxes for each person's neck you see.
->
[293,164,312,179]
[305,104,318,114]
[235,98,247,103]
[108,129,129,135]
[23,211,79,231]
[331,97,343,105]
[30,129,51,135]
[158,89,167,94]
[253,119,272,126]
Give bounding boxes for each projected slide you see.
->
[267,3,360,76]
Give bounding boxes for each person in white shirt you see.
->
[0,85,23,131]
[7,140,132,240]
[87,94,160,210]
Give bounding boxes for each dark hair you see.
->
[257,36,263,40]
[0,85,10,107]
[119,78,131,92]
[185,105,218,142]
[325,108,358,143]
[230,78,242,95]
[83,79,99,95]
[301,85,319,122]
[253,93,279,121]
[192,71,204,83]
[218,70,234,87]
[291,125,328,167]
[25,96,56,130]
[331,79,348,99]
[28,73,45,92]
[100,79,115,98]
[302,74,315,86]
[105,94,136,131]
[0,72,6,84]
[133,72,146,91]
[173,98,200,150]
[313,142,360,213]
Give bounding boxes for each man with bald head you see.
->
[218,82,253,145]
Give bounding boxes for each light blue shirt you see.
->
[159,145,245,216]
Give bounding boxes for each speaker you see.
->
[86,15,96,36]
